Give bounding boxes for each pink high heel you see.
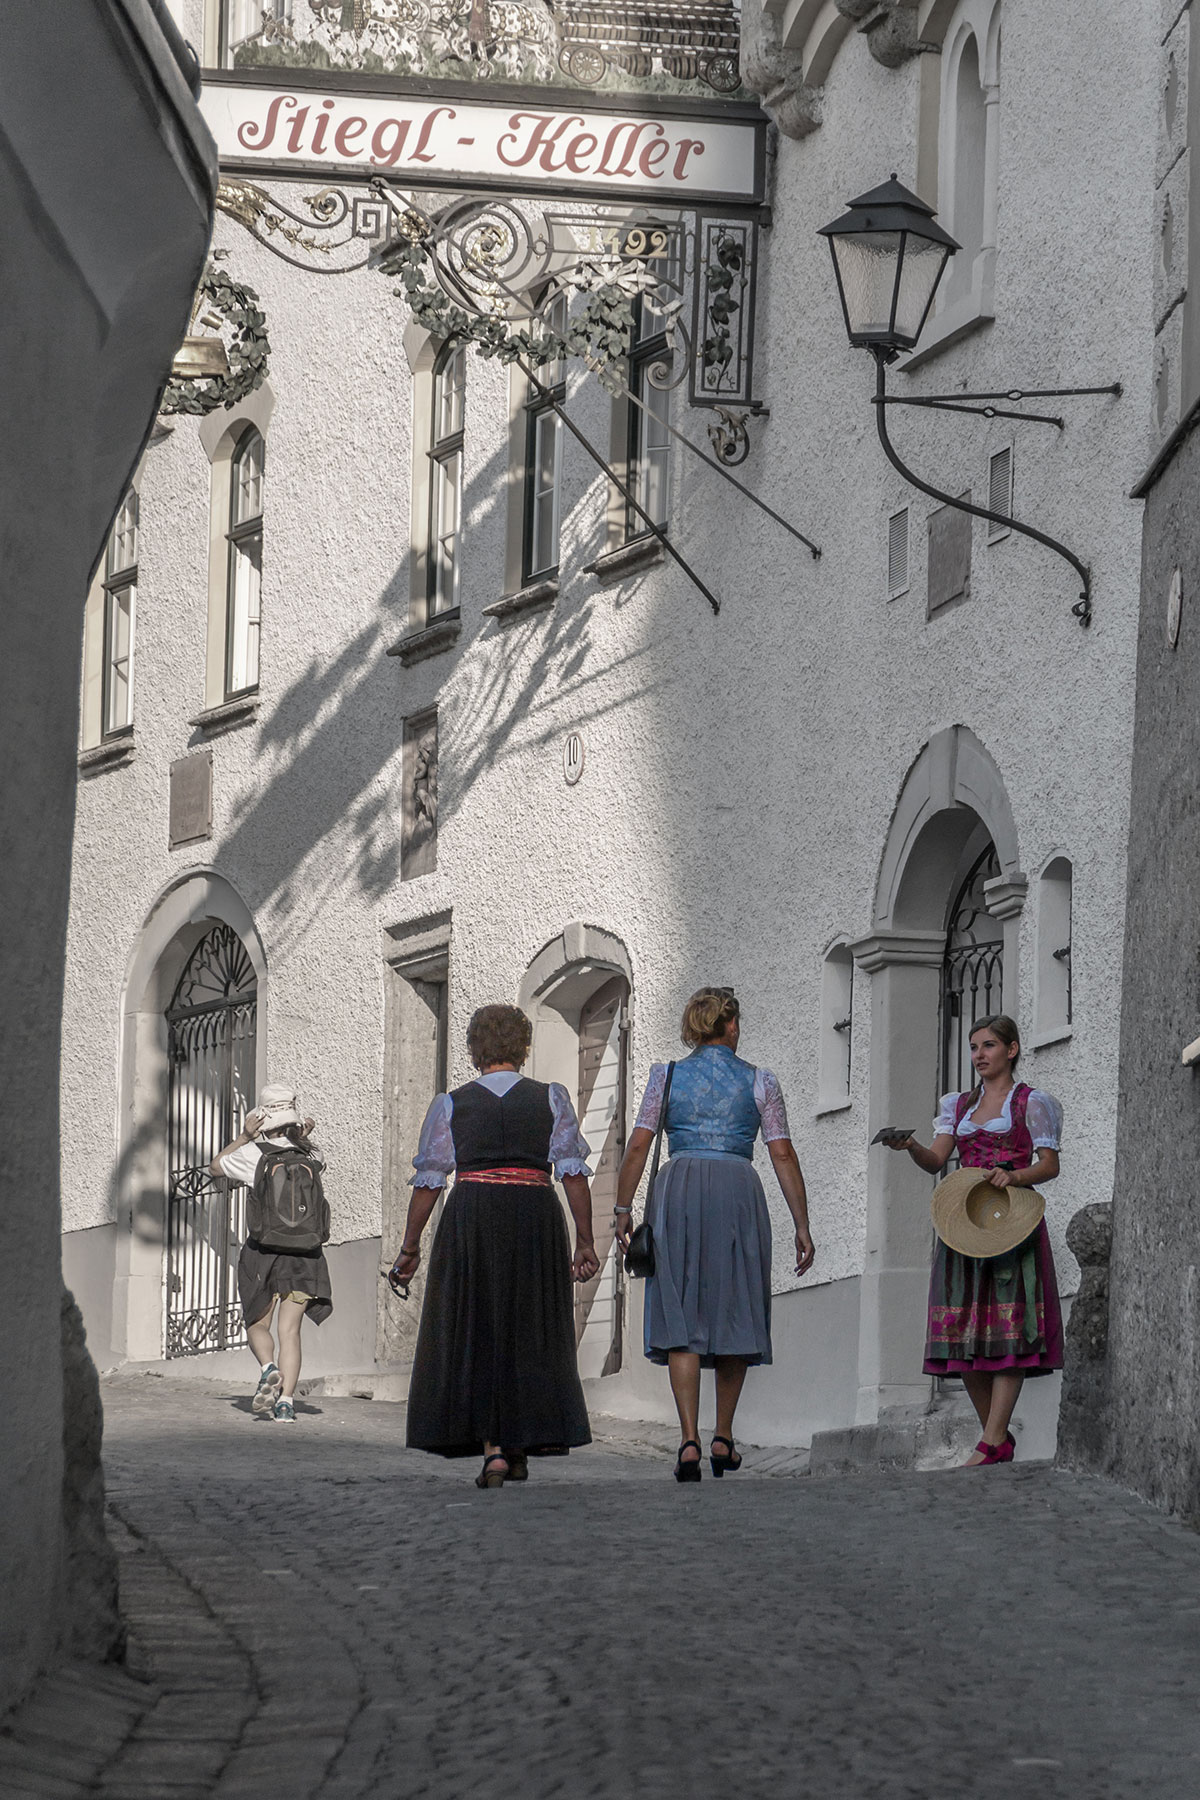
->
[972,1437,1015,1466]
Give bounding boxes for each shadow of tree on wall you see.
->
[204,436,674,962]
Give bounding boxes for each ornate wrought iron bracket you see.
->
[872,352,1121,627]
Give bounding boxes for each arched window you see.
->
[429,344,466,615]
[1036,856,1073,1038]
[102,488,138,739]
[919,0,1001,349]
[225,428,264,698]
[818,942,855,1110]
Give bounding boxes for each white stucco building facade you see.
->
[60,0,1158,1457]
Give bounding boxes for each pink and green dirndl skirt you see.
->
[923,1085,1064,1377]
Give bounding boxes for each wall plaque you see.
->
[169,751,213,849]
[563,731,585,785]
[402,710,438,880]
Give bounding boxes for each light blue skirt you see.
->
[643,1152,773,1367]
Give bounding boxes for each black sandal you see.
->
[475,1453,509,1489]
[674,1440,702,1483]
[710,1435,743,1478]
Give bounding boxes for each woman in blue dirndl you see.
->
[615,988,815,1481]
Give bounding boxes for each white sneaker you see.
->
[252,1364,283,1416]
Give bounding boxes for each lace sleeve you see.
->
[1026,1089,1063,1151]
[409,1094,455,1189]
[633,1063,669,1133]
[548,1083,592,1179]
[753,1068,791,1142]
[933,1092,962,1138]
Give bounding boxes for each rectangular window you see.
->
[887,507,910,599]
[523,297,566,583]
[101,490,138,738]
[626,295,672,541]
[429,346,466,615]
[225,429,264,698]
[987,446,1012,543]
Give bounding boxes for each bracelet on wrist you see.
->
[613,1205,632,1214]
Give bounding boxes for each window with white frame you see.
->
[523,295,566,583]
[926,0,1001,336]
[225,427,264,698]
[1035,857,1073,1037]
[102,489,138,738]
[429,344,466,614]
[626,293,672,540]
[818,942,854,1109]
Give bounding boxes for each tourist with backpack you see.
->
[210,1084,332,1423]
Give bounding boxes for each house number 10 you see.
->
[563,732,585,785]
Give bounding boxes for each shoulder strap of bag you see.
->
[644,1061,675,1200]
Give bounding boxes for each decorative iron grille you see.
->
[165,925,258,1357]
[940,845,1004,1100]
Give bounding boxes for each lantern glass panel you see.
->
[832,230,903,340]
[893,233,953,344]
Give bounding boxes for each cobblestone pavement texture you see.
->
[4,1372,1200,1799]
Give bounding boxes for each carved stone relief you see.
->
[402,710,438,881]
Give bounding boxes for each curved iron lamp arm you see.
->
[871,350,1092,626]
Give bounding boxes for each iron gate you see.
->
[940,844,1004,1100]
[165,924,257,1357]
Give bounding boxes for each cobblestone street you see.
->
[4,1372,1200,1800]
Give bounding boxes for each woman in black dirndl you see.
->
[388,1004,598,1488]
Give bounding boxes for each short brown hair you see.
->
[466,1003,533,1070]
[680,987,740,1048]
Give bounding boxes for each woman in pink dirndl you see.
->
[887,1014,1064,1467]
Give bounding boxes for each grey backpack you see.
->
[248,1143,329,1253]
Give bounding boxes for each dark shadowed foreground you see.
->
[2,1372,1199,1799]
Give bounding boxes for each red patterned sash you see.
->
[456,1166,553,1187]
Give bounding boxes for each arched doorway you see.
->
[165,923,258,1357]
[113,871,267,1364]
[519,924,635,1380]
[850,727,1024,1421]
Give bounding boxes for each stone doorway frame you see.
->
[848,726,1026,1424]
[113,870,267,1363]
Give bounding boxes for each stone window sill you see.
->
[79,734,135,773]
[586,536,665,583]
[815,1097,853,1118]
[483,579,558,623]
[1031,1025,1073,1052]
[190,694,260,733]
[387,610,462,666]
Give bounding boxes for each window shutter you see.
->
[987,447,1012,542]
[887,507,909,599]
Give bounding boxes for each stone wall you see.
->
[1104,421,1200,1517]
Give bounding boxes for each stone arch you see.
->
[112,870,266,1361]
[849,725,1024,1422]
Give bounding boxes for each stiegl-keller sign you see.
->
[202,80,763,206]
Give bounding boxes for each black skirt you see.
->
[237,1240,333,1327]
[406,1179,592,1457]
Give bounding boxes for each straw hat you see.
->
[931,1167,1045,1259]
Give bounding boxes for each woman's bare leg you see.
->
[667,1351,701,1464]
[983,1372,1024,1445]
[246,1298,278,1369]
[961,1370,993,1430]
[713,1356,749,1448]
[275,1296,308,1398]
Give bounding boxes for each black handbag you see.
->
[624,1060,674,1279]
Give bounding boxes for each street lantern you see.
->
[818,175,959,358]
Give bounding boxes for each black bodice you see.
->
[449,1077,554,1174]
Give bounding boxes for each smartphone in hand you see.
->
[871,1126,915,1146]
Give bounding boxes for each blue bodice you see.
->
[665,1046,761,1161]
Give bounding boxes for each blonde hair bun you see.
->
[681,987,740,1048]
